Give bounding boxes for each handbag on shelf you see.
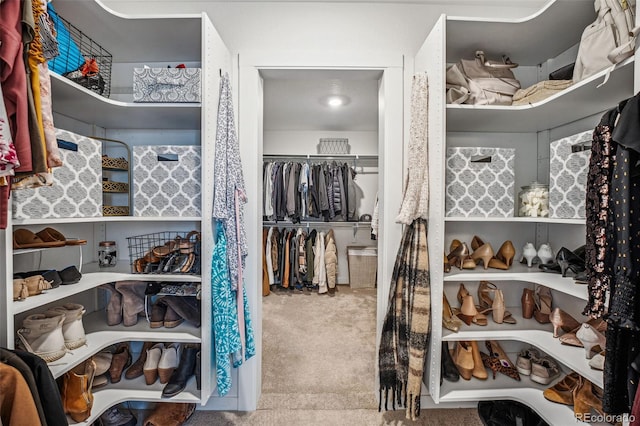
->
[446,50,521,106]
[573,0,637,82]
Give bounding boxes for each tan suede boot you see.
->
[61,359,96,422]
[143,402,195,426]
[115,281,148,326]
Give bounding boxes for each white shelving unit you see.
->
[0,1,234,423]
[416,0,629,423]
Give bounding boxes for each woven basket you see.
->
[102,156,129,170]
[347,246,377,288]
[103,205,129,216]
[102,181,129,193]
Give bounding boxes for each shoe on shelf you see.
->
[125,341,155,380]
[16,312,67,363]
[559,317,606,347]
[45,303,87,350]
[452,341,474,381]
[61,359,96,423]
[99,405,137,426]
[543,372,580,405]
[576,323,606,359]
[549,308,581,338]
[100,283,123,326]
[441,342,460,383]
[533,285,552,324]
[470,341,488,380]
[444,252,452,273]
[456,284,488,326]
[109,342,131,384]
[144,343,164,385]
[530,355,561,385]
[162,344,200,397]
[442,294,463,333]
[483,340,520,381]
[158,343,181,384]
[447,240,476,270]
[521,288,535,319]
[470,240,496,270]
[537,243,554,265]
[539,246,586,277]
[143,403,195,426]
[521,243,538,267]
[477,281,516,325]
[589,351,605,371]
[492,241,516,269]
[91,349,113,389]
[516,347,541,376]
[573,377,605,421]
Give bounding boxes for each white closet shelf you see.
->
[13,215,202,226]
[446,0,595,66]
[68,376,200,426]
[442,312,603,388]
[52,0,202,63]
[14,263,201,315]
[446,57,634,133]
[48,311,201,379]
[445,216,585,225]
[51,74,201,130]
[439,373,587,425]
[443,264,588,301]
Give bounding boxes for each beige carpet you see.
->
[187,285,483,425]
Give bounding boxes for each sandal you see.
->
[13,229,65,249]
[477,281,516,325]
[35,227,87,246]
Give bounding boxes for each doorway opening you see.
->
[259,68,382,409]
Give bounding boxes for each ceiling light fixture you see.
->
[328,97,344,107]
[322,94,351,108]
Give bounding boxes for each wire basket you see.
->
[48,11,112,97]
[127,231,201,275]
[318,138,350,155]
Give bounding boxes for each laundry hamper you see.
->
[347,246,377,288]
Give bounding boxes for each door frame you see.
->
[236,52,406,411]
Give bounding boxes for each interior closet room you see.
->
[259,69,381,400]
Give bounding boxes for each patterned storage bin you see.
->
[133,68,201,103]
[133,146,201,217]
[12,129,102,219]
[445,147,515,217]
[549,130,591,219]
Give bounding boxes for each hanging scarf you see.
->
[378,217,431,420]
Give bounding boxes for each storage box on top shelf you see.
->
[347,246,377,288]
[133,145,201,217]
[445,147,515,217]
[12,129,102,220]
[133,67,201,103]
[549,130,591,219]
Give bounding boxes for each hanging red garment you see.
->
[0,0,33,173]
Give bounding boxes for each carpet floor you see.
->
[187,285,483,425]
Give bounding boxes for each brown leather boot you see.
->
[115,281,147,326]
[162,296,201,328]
[143,402,195,426]
[125,341,155,380]
[109,342,131,383]
[62,359,96,422]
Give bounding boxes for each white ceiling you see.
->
[261,69,382,132]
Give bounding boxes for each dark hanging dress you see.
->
[597,97,640,415]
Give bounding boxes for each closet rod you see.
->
[263,154,378,161]
[263,221,371,228]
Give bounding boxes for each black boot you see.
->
[162,344,199,397]
[195,350,201,390]
[442,342,460,382]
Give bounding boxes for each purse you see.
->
[446,51,521,105]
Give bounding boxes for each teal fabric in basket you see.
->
[47,4,85,75]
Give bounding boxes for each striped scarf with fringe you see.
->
[378,217,431,420]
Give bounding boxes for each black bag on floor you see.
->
[478,400,549,426]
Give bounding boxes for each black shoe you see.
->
[195,351,201,390]
[59,265,82,284]
[442,342,460,383]
[162,344,199,397]
[539,246,586,277]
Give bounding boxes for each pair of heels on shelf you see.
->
[445,237,515,272]
[443,282,516,331]
[520,243,554,267]
[521,285,552,324]
[539,246,586,277]
[543,372,605,420]
[548,308,607,359]
[450,340,520,381]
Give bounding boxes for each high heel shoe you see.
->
[443,294,463,333]
[447,240,476,270]
[559,317,606,347]
[441,342,460,383]
[482,340,521,381]
[494,241,515,268]
[521,243,538,267]
[539,246,586,277]
[471,242,495,270]
[456,284,488,326]
[143,343,164,385]
[576,323,606,359]
[470,341,488,380]
[444,252,451,273]
[521,288,535,319]
[533,285,552,324]
[452,341,474,380]
[477,281,516,324]
[537,243,554,265]
[549,308,581,338]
